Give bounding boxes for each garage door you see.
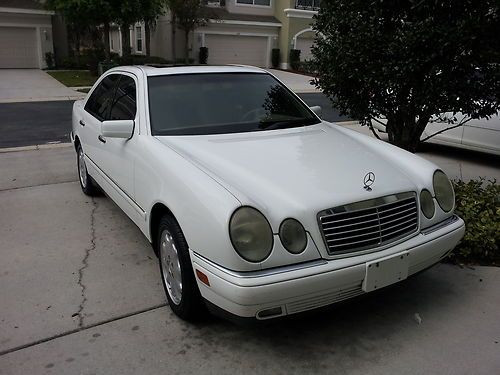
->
[0,27,38,68]
[205,34,268,67]
[296,37,314,61]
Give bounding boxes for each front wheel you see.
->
[157,215,206,321]
[77,144,99,196]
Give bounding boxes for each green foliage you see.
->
[199,47,208,64]
[289,49,301,71]
[313,0,500,152]
[117,54,170,65]
[271,48,280,68]
[45,52,55,69]
[450,179,500,265]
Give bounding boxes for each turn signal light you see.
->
[195,269,210,286]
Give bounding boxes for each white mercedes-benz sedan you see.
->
[71,65,465,322]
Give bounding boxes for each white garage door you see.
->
[205,34,268,67]
[296,37,314,61]
[0,27,38,68]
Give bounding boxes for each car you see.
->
[71,65,465,322]
[372,114,500,155]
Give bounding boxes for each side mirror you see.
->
[101,120,134,139]
[310,105,322,117]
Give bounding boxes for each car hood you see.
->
[155,123,418,230]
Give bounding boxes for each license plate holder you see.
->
[362,252,410,292]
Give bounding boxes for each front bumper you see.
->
[191,215,465,320]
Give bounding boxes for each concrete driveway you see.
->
[0,143,499,374]
[0,69,84,103]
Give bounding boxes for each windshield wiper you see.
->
[258,118,318,131]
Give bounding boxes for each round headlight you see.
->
[229,207,273,262]
[433,170,454,212]
[279,218,307,254]
[420,189,435,219]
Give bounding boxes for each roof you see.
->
[0,0,44,10]
[109,65,268,77]
[202,7,281,25]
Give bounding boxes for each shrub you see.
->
[199,47,208,64]
[117,54,170,66]
[45,52,54,69]
[271,48,280,68]
[449,179,499,265]
[289,49,301,71]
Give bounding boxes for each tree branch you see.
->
[368,119,382,140]
[420,117,473,142]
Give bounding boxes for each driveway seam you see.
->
[0,180,78,193]
[0,304,167,357]
[75,198,98,328]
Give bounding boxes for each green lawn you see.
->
[47,70,97,87]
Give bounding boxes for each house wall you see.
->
[274,0,315,68]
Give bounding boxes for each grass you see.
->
[47,70,97,87]
[77,88,91,93]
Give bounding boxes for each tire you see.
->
[157,215,206,321]
[77,144,99,196]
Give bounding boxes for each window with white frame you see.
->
[236,0,271,6]
[136,26,143,53]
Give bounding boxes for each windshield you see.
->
[148,73,320,136]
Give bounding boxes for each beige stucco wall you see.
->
[273,1,316,68]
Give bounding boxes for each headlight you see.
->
[229,207,273,262]
[420,189,435,219]
[433,170,454,212]
[279,218,307,254]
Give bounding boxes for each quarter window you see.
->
[109,75,137,121]
[236,0,271,6]
[84,75,120,121]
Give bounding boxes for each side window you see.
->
[109,76,137,121]
[84,75,120,121]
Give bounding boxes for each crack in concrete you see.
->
[75,197,98,328]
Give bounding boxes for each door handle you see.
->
[98,135,106,144]
[79,119,85,127]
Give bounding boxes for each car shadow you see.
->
[177,264,480,371]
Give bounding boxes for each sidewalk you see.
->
[0,69,85,103]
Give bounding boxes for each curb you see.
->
[0,142,72,153]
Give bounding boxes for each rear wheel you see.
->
[77,144,99,196]
[157,215,206,321]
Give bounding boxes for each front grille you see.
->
[318,192,418,255]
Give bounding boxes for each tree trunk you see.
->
[171,13,177,62]
[184,30,190,64]
[121,24,131,58]
[103,22,111,60]
[386,113,428,153]
[145,19,151,57]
